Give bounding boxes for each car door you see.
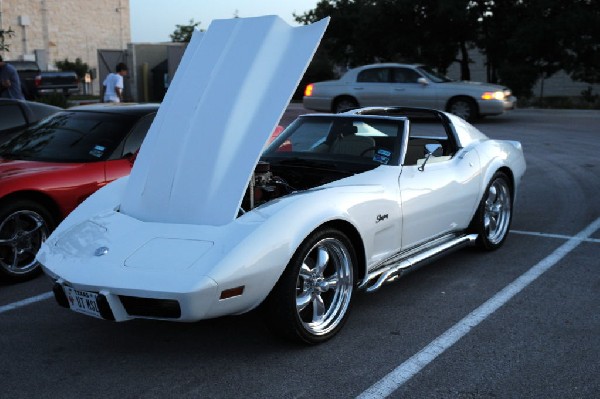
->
[351,67,393,106]
[398,117,481,248]
[389,67,437,108]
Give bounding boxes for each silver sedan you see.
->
[303,63,516,121]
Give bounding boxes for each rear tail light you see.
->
[34,75,41,87]
[304,83,314,97]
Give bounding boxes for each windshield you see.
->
[0,111,138,162]
[416,66,453,83]
[263,115,405,167]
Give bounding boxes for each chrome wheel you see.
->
[295,237,354,337]
[0,209,49,277]
[264,228,356,343]
[483,176,512,245]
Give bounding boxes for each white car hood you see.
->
[120,15,329,226]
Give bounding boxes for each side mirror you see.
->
[425,143,443,157]
[125,150,138,165]
[417,77,429,86]
[418,143,443,171]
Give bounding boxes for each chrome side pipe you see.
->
[360,234,478,293]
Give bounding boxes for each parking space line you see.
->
[0,292,53,315]
[357,217,600,399]
[511,230,600,243]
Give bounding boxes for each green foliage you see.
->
[296,0,600,100]
[55,58,90,79]
[0,27,14,52]
[171,19,202,43]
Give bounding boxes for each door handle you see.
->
[394,88,405,91]
[352,87,364,90]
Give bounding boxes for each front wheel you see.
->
[470,172,513,250]
[263,228,356,344]
[0,200,54,282]
[448,97,478,122]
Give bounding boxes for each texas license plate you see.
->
[63,286,102,318]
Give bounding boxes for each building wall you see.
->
[0,0,130,87]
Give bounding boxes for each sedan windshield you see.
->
[416,66,453,83]
[0,111,138,162]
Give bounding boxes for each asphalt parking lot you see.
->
[1,107,599,398]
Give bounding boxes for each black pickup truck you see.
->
[10,60,80,99]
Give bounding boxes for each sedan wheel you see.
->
[0,201,53,281]
[333,97,358,113]
[471,172,512,250]
[448,97,477,122]
[264,228,356,344]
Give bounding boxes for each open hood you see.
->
[120,15,329,226]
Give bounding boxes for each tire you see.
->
[470,172,513,251]
[0,199,54,282]
[333,97,359,113]
[448,97,478,122]
[263,228,356,344]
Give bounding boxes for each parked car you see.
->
[40,106,526,343]
[0,103,159,282]
[0,98,62,141]
[36,71,80,97]
[303,63,516,121]
[9,60,80,99]
[8,60,40,100]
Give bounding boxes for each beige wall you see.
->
[0,0,130,73]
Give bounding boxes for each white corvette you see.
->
[38,16,525,344]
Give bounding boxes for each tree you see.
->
[561,0,600,85]
[171,19,202,43]
[296,0,477,77]
[55,58,90,79]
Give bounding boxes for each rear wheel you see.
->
[448,97,477,122]
[264,228,356,344]
[470,172,513,250]
[0,200,54,282]
[333,97,358,113]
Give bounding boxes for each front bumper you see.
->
[49,274,219,322]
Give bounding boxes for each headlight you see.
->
[481,91,505,100]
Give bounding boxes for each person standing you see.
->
[101,62,128,103]
[0,56,25,100]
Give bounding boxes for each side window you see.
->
[0,104,27,131]
[357,68,390,83]
[404,116,456,166]
[122,113,156,156]
[392,68,422,84]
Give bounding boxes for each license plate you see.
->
[63,286,102,318]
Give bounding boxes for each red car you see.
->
[0,103,159,281]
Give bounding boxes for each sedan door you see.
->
[389,67,439,108]
[351,67,394,107]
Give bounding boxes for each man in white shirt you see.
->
[101,62,128,102]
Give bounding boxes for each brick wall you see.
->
[1,0,130,90]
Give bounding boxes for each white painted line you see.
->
[357,217,600,399]
[0,291,53,315]
[511,229,600,243]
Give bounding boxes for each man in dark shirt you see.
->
[0,55,25,100]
